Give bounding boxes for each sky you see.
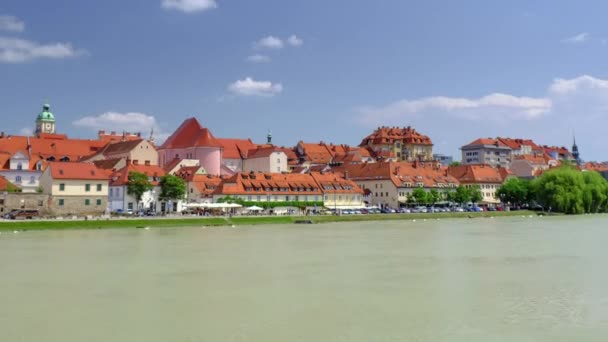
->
[2,0,608,161]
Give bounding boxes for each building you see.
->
[309,171,365,210]
[39,162,109,216]
[242,147,288,173]
[35,104,56,136]
[496,138,543,156]
[433,154,454,166]
[108,163,166,213]
[360,126,433,162]
[461,138,512,168]
[295,141,335,166]
[510,155,556,179]
[336,161,459,208]
[216,138,257,174]
[83,139,158,166]
[174,166,221,203]
[447,164,511,205]
[572,136,582,166]
[542,145,572,161]
[158,118,223,175]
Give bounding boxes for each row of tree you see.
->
[497,165,608,214]
[127,172,186,210]
[406,186,483,206]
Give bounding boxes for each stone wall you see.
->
[0,193,51,216]
[47,196,108,217]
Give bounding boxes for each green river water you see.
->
[1,215,608,341]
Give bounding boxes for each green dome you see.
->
[36,104,55,122]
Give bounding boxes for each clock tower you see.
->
[35,103,56,136]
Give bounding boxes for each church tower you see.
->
[35,103,56,136]
[572,135,581,165]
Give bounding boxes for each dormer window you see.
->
[17,162,23,170]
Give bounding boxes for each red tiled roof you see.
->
[247,146,283,159]
[463,138,509,148]
[0,175,15,191]
[110,164,166,186]
[93,158,123,170]
[447,164,509,184]
[217,138,256,159]
[336,161,459,188]
[297,141,334,164]
[585,162,608,172]
[102,139,145,155]
[48,162,109,180]
[497,138,542,152]
[159,118,222,149]
[214,172,324,196]
[360,126,433,146]
[174,166,204,182]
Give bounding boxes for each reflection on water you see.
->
[2,215,608,341]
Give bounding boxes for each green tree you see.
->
[533,165,586,214]
[406,192,416,205]
[468,185,483,204]
[448,161,461,167]
[582,171,608,213]
[428,189,441,206]
[454,185,471,205]
[444,190,456,204]
[127,172,153,209]
[496,178,529,207]
[412,188,428,205]
[159,174,186,202]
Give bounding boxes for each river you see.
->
[1,215,608,341]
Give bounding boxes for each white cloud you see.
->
[73,112,160,135]
[0,15,25,32]
[228,77,283,97]
[356,74,608,160]
[0,37,86,63]
[246,54,271,63]
[254,36,284,49]
[19,127,33,136]
[161,0,217,13]
[562,32,590,44]
[358,93,551,124]
[287,35,303,47]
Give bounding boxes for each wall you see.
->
[49,179,108,196]
[109,185,161,212]
[159,147,221,176]
[354,179,398,208]
[48,196,108,216]
[0,193,50,215]
[0,170,42,193]
[243,152,288,173]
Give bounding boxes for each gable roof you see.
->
[109,164,166,186]
[159,118,222,149]
[47,162,109,181]
[217,138,256,159]
[462,138,510,148]
[335,161,459,188]
[247,146,284,159]
[447,164,510,184]
[360,126,433,146]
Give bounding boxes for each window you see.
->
[29,176,35,184]
[277,167,281,172]
[17,162,22,170]
[85,184,91,192]
[85,199,90,206]
[15,176,22,183]
[58,199,64,206]
[36,162,42,171]
[277,158,280,163]
[96,184,102,191]
[128,203,133,210]
[96,199,102,206]
[37,200,43,206]
[0,199,4,205]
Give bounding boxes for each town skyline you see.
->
[3,1,608,160]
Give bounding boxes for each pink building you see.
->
[157,118,223,176]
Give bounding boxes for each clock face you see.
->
[46,123,51,129]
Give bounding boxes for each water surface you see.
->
[2,215,608,341]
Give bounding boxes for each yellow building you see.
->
[360,126,433,161]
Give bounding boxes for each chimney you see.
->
[98,130,106,136]
[344,170,349,180]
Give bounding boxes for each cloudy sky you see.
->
[2,0,608,161]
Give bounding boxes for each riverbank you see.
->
[0,210,540,231]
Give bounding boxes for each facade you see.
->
[217,138,257,174]
[337,161,459,208]
[0,193,51,216]
[309,172,365,209]
[243,147,288,173]
[448,164,511,205]
[39,162,109,216]
[108,163,166,213]
[542,145,572,161]
[433,154,454,166]
[158,118,223,175]
[175,166,222,203]
[510,155,555,179]
[84,139,158,166]
[461,138,512,168]
[0,150,44,193]
[35,104,56,136]
[360,126,433,162]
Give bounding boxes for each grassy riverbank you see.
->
[0,210,540,231]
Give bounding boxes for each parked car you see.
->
[3,210,20,219]
[398,208,411,213]
[453,207,465,212]
[8,209,39,220]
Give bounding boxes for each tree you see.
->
[412,188,428,205]
[127,172,153,209]
[533,165,586,214]
[448,161,461,167]
[159,174,186,204]
[496,178,529,207]
[444,190,456,204]
[468,185,483,204]
[428,189,441,206]
[454,185,471,205]
[582,171,608,213]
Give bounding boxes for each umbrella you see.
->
[245,206,264,211]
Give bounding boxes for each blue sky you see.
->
[2,0,608,161]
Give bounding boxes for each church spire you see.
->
[572,132,581,165]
